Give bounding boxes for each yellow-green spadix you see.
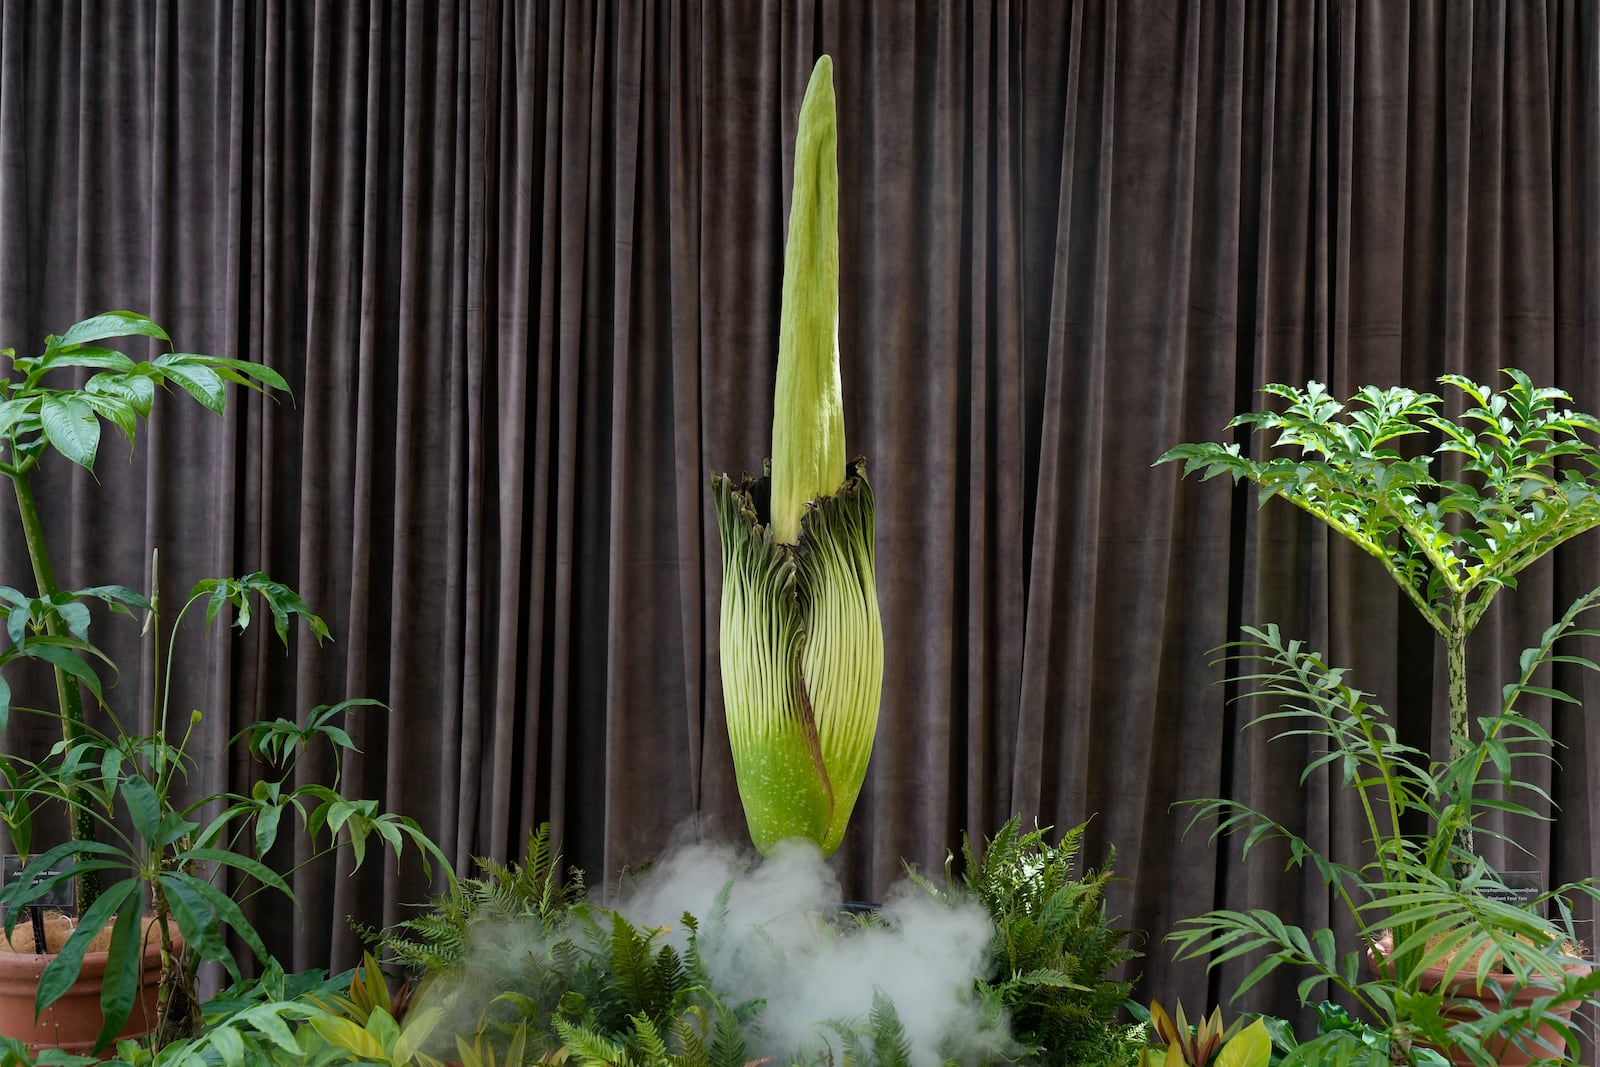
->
[710,55,884,858]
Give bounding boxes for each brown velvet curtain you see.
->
[1,0,1597,1030]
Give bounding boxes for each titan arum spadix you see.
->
[711,55,884,858]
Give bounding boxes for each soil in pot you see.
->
[0,913,168,1057]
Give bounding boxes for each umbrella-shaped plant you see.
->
[710,55,883,857]
[1157,373,1600,1064]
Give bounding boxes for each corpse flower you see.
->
[710,56,883,857]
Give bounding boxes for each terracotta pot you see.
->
[1372,932,1591,1066]
[0,935,167,1056]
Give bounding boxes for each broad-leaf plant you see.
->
[711,56,884,857]
[0,312,446,1052]
[1158,373,1600,1065]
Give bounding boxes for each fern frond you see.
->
[867,990,911,1067]
[554,1015,631,1067]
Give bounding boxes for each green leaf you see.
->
[1216,1019,1272,1067]
[36,880,139,1020]
[151,810,199,849]
[86,371,157,417]
[232,573,327,645]
[151,356,226,414]
[178,847,292,898]
[309,1014,387,1059]
[94,904,145,1053]
[75,392,139,442]
[38,395,101,469]
[50,600,91,642]
[252,797,284,856]
[202,579,231,630]
[325,799,368,838]
[180,354,289,394]
[121,776,162,840]
[160,873,229,966]
[0,397,37,439]
[68,584,151,613]
[41,346,137,374]
[21,642,105,702]
[207,1024,245,1066]
[161,872,272,971]
[236,1003,301,1052]
[57,311,170,348]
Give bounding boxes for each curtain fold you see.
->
[0,0,1597,1032]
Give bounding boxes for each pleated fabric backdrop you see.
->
[0,0,1596,1028]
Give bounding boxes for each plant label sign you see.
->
[1479,870,1543,912]
[1,854,75,909]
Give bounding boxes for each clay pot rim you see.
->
[0,942,166,966]
[0,919,176,966]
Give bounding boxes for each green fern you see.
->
[708,1000,753,1067]
[917,816,1145,1067]
[592,913,689,1034]
[370,823,585,976]
[867,990,912,1067]
[555,1015,631,1066]
[824,989,912,1067]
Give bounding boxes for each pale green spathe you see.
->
[710,55,883,858]
[712,464,882,856]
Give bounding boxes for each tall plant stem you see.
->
[1445,619,1468,758]
[8,468,100,910]
[1445,614,1473,861]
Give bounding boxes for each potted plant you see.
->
[0,312,447,1055]
[1158,374,1600,1065]
[710,54,884,858]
